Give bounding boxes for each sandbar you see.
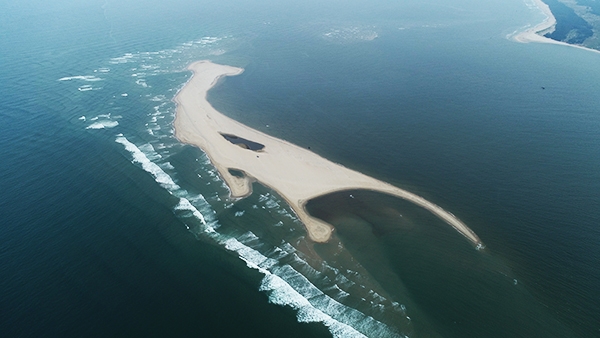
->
[174,60,483,246]
[513,0,600,55]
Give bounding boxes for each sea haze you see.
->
[0,0,599,337]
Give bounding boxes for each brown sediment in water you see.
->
[174,60,483,247]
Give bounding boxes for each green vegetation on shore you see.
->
[542,0,600,48]
[542,0,600,50]
[543,0,592,43]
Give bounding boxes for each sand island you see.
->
[174,60,483,247]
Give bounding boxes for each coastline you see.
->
[513,0,600,55]
[174,60,483,246]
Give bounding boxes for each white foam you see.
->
[261,270,374,338]
[325,284,350,299]
[175,198,208,226]
[194,36,221,45]
[278,242,297,255]
[116,133,402,336]
[140,64,159,70]
[86,120,119,129]
[223,236,400,337]
[115,135,224,232]
[265,198,280,209]
[238,231,260,242]
[109,53,135,64]
[138,143,162,160]
[224,238,279,271]
[161,162,175,170]
[150,95,166,102]
[88,113,122,123]
[59,75,103,82]
[105,35,411,333]
[136,79,149,88]
[210,228,398,337]
[115,135,180,191]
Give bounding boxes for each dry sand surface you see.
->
[513,0,600,54]
[174,60,483,246]
[513,0,557,43]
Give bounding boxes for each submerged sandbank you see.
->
[174,60,483,246]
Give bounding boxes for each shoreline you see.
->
[513,0,600,55]
[174,60,483,246]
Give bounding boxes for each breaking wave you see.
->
[86,120,119,129]
[58,75,103,82]
[79,35,408,336]
[115,134,404,338]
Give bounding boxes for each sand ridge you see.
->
[174,60,483,246]
[512,0,600,55]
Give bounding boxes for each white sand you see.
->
[174,60,483,246]
[513,0,557,44]
[513,0,600,55]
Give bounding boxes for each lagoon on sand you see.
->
[174,60,482,246]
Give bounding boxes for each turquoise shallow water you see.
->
[1,0,599,336]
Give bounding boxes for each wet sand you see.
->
[513,0,600,55]
[174,60,483,246]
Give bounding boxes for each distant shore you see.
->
[513,0,600,55]
[174,60,483,246]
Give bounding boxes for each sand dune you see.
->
[174,60,483,247]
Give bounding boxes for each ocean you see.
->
[1,0,599,337]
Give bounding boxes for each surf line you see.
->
[174,60,484,248]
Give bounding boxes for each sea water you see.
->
[1,0,599,336]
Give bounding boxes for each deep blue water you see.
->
[1,0,599,337]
